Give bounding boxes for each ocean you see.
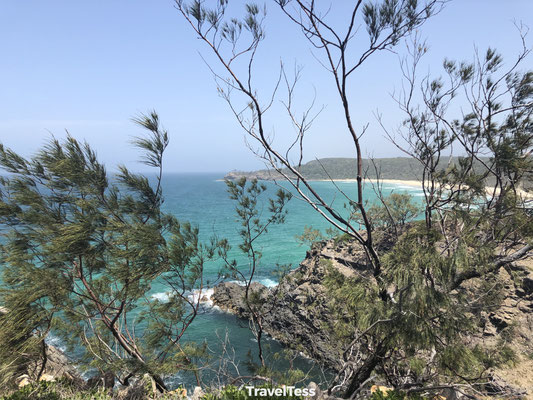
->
[147,173,424,388]
[2,172,425,388]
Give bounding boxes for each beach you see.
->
[311,178,533,200]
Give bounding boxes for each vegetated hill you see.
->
[225,157,486,181]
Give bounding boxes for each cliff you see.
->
[212,237,533,395]
[212,238,379,371]
[224,158,423,181]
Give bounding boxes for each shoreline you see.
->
[313,178,533,200]
[309,178,423,187]
[223,175,533,199]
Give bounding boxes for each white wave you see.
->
[151,291,171,302]
[392,185,422,190]
[229,278,278,288]
[189,287,215,307]
[45,333,67,352]
[151,288,215,307]
[152,279,279,313]
[229,280,246,287]
[259,278,278,288]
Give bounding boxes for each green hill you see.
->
[225,157,477,181]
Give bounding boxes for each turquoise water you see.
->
[2,172,424,387]
[149,174,424,387]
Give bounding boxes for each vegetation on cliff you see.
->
[224,157,502,183]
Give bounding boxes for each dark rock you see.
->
[42,345,84,384]
[211,239,371,371]
[488,312,510,330]
[212,281,267,316]
[522,277,533,296]
[87,371,115,390]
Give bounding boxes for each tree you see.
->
[0,112,213,391]
[351,192,421,234]
[176,1,532,398]
[220,178,291,368]
[175,0,446,274]
[328,35,532,398]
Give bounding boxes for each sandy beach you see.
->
[312,178,533,200]
[311,178,423,188]
[226,176,532,200]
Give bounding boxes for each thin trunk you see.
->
[78,263,168,392]
[257,320,265,367]
[343,342,387,399]
[36,340,48,380]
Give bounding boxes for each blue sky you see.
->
[1,1,532,173]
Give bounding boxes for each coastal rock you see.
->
[212,239,371,370]
[39,374,56,383]
[212,282,268,316]
[87,371,115,390]
[0,307,83,386]
[191,386,205,400]
[17,375,31,388]
[211,237,533,379]
[43,344,83,384]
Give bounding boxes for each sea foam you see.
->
[151,287,215,307]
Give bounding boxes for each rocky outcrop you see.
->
[212,282,268,316]
[479,260,533,345]
[14,343,84,388]
[212,238,371,371]
[212,237,533,380]
[0,307,84,387]
[42,344,83,384]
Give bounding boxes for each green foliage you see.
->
[319,45,532,396]
[0,113,210,389]
[325,223,519,388]
[227,157,500,183]
[225,178,291,259]
[219,179,312,386]
[0,306,47,388]
[351,192,421,232]
[295,226,325,247]
[295,226,340,248]
[1,380,111,400]
[219,178,292,370]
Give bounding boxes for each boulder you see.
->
[87,371,115,390]
[17,375,31,388]
[212,281,267,316]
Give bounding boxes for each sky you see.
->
[0,0,532,173]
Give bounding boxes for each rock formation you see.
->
[212,238,373,371]
[212,237,533,394]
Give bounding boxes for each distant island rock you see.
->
[225,157,533,194]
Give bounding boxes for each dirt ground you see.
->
[496,358,533,399]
